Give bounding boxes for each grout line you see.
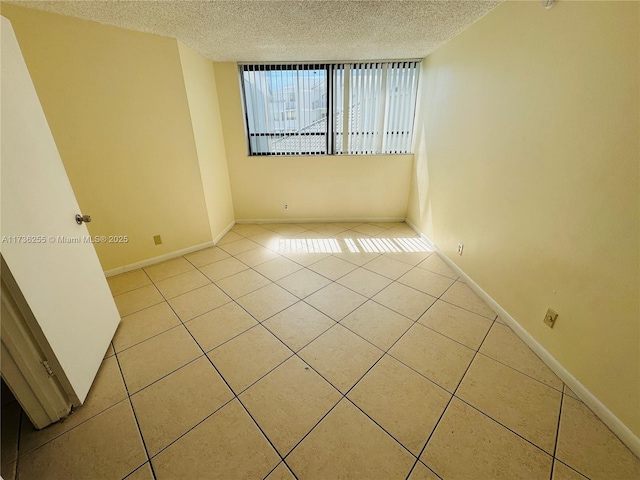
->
[475,350,565,394]
[235,395,301,480]
[273,270,330,297]
[138,250,463,376]
[279,278,461,469]
[335,318,406,357]
[383,352,456,396]
[183,252,233,270]
[213,271,273,299]
[341,282,461,471]
[277,282,441,470]
[180,268,284,328]
[121,462,153,479]
[13,399,132,461]
[119,299,174,319]
[552,459,590,479]
[162,301,264,376]
[154,274,213,299]
[112,351,158,480]
[404,295,493,478]
[364,295,427,323]
[115,298,165,319]
[211,332,295,396]
[410,461,444,480]
[279,397,343,465]
[261,461,290,480]
[301,287,369,324]
[19,223,430,478]
[298,272,460,399]
[411,313,488,350]
[173,302,297,477]
[143,266,199,285]
[113,317,182,355]
[436,297,496,320]
[342,384,417,459]
[403,393,466,478]
[305,264,359,284]
[114,321,185,356]
[452,395,556,459]
[188,319,258,353]
[225,326,357,469]
[107,268,155,297]
[198,263,253,284]
[549,393,566,480]
[14,352,134,460]
[408,319,479,352]
[142,395,236,461]
[122,351,206,397]
[111,223,516,479]
[157,295,302,466]
[424,322,567,475]
[406,265,457,282]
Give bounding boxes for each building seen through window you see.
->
[240,62,420,156]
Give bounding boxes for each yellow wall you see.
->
[408,1,639,434]
[213,63,414,222]
[177,42,235,240]
[2,5,214,271]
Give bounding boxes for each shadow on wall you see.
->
[408,118,435,240]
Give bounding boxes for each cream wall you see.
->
[407,1,639,435]
[177,42,235,240]
[2,5,214,271]
[213,63,413,222]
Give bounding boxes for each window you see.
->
[240,62,420,156]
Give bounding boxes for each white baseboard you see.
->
[212,220,236,244]
[406,219,640,458]
[235,217,406,224]
[104,220,235,278]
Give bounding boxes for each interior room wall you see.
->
[177,41,235,241]
[407,1,639,436]
[2,4,215,272]
[213,62,414,222]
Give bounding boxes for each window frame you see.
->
[238,60,420,157]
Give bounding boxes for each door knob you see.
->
[75,214,91,225]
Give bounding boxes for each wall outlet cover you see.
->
[544,308,558,328]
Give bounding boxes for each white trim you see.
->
[213,220,236,244]
[406,219,640,458]
[406,219,435,249]
[104,242,214,277]
[235,217,406,225]
[1,278,71,429]
[104,221,235,278]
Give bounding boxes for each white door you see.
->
[1,16,120,407]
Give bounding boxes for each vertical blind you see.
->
[241,64,328,155]
[240,61,420,156]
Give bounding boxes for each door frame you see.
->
[1,257,71,429]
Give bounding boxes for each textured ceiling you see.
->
[8,1,502,62]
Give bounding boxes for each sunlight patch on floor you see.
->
[276,237,432,254]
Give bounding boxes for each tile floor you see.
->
[2,222,639,479]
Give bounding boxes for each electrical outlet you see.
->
[543,308,558,328]
[457,243,464,255]
[284,204,288,210]
[153,235,162,245]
